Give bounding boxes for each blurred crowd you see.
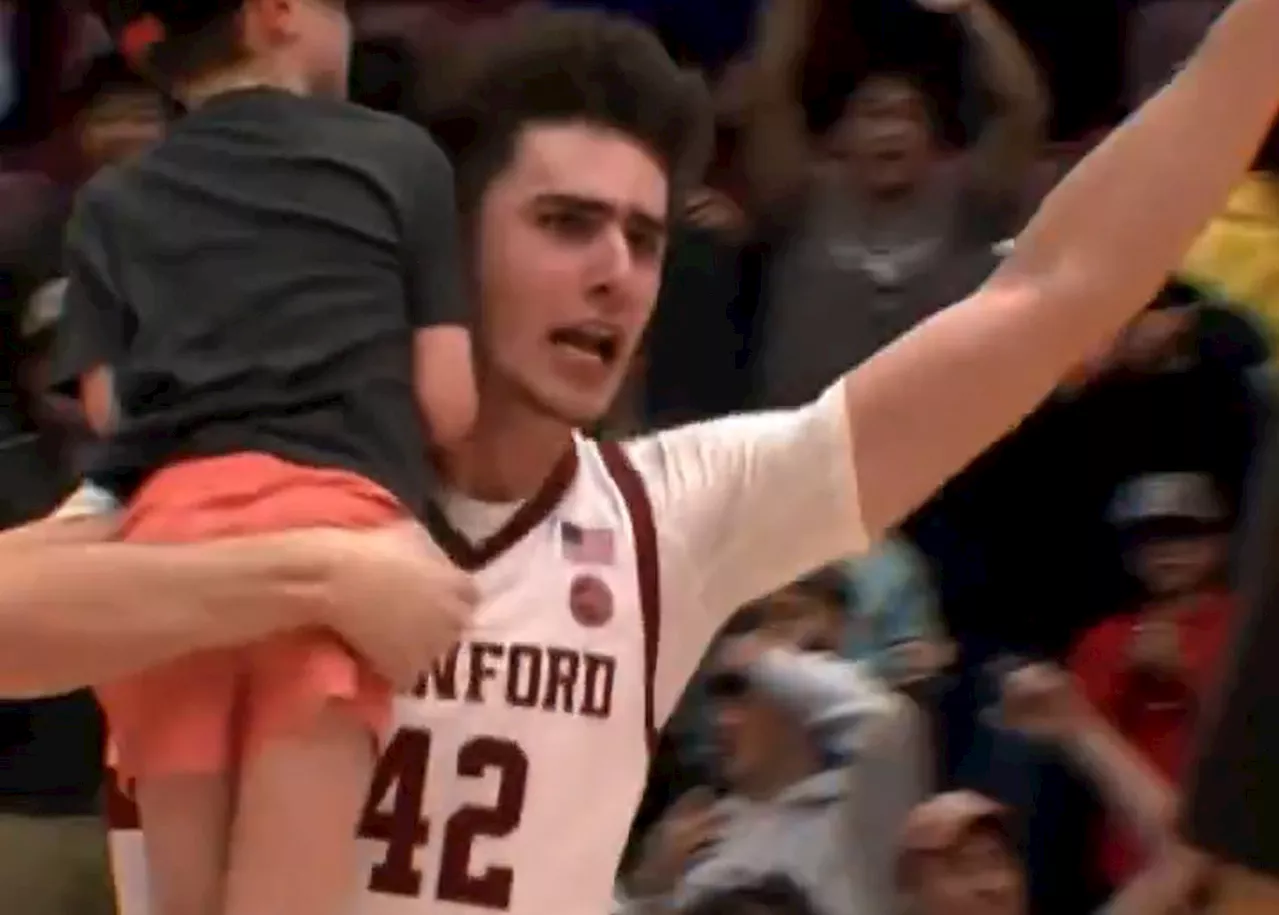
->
[1,1,1276,914]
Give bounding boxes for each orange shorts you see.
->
[97,452,404,783]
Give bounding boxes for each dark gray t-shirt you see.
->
[56,87,466,512]
[757,162,1019,408]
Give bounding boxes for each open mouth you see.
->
[549,323,622,366]
[872,147,908,165]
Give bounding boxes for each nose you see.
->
[584,225,634,305]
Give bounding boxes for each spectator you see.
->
[1068,472,1238,890]
[1124,0,1277,352]
[69,52,164,172]
[896,662,1206,915]
[0,47,161,915]
[621,627,925,915]
[0,282,110,915]
[745,0,1046,407]
[844,538,952,689]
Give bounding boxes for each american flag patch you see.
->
[561,522,615,565]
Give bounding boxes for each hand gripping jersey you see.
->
[108,388,869,914]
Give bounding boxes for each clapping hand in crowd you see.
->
[996,661,1093,742]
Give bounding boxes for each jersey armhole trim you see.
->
[597,440,661,758]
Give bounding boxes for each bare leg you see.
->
[1205,864,1279,915]
[135,774,233,915]
[222,705,375,915]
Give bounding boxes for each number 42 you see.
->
[359,728,530,910]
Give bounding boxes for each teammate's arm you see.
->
[842,0,1277,540]
[404,129,478,446]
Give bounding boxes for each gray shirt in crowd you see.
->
[758,166,1017,408]
[622,651,928,915]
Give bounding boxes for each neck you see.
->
[179,69,310,108]
[438,394,575,503]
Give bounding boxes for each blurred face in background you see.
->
[754,584,845,653]
[707,649,807,794]
[474,123,668,426]
[78,87,164,169]
[1127,527,1228,598]
[832,74,935,197]
[909,826,1026,915]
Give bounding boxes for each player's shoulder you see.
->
[615,407,809,483]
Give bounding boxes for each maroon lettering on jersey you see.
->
[358,729,530,907]
[542,647,581,714]
[579,653,616,719]
[414,644,462,700]
[105,768,141,830]
[412,640,620,718]
[505,643,543,708]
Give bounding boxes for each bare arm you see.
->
[844,0,1278,538]
[1102,846,1215,915]
[0,517,326,697]
[957,0,1049,198]
[743,0,817,215]
[1065,711,1179,860]
[0,514,474,698]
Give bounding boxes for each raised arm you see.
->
[742,0,818,215]
[1001,663,1178,860]
[844,0,1278,538]
[950,0,1049,198]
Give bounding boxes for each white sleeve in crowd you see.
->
[625,384,868,698]
[52,482,120,520]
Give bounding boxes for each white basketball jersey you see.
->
[107,437,660,915]
[109,387,870,915]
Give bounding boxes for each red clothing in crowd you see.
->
[1068,588,1236,886]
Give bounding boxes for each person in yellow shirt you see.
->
[1180,130,1278,351]
[1124,0,1276,351]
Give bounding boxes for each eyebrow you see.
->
[532,192,668,237]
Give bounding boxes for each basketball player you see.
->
[83,1,1280,913]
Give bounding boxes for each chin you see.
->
[526,386,615,429]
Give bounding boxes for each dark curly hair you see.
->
[426,9,714,217]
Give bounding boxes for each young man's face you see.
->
[832,75,934,196]
[473,123,669,426]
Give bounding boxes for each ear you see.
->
[241,0,301,43]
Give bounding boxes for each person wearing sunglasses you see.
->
[622,612,927,915]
